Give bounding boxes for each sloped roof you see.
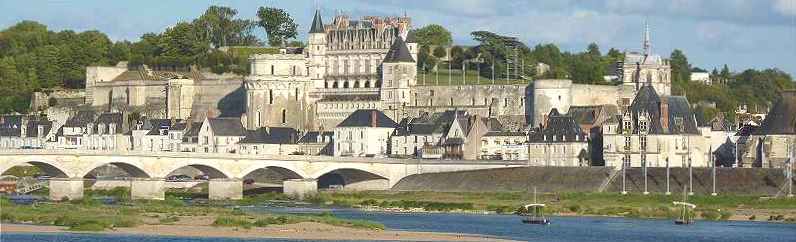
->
[383,37,415,63]
[111,70,204,82]
[26,120,52,137]
[337,109,396,128]
[208,118,245,136]
[393,110,471,136]
[239,127,299,144]
[309,9,325,33]
[530,108,585,143]
[64,111,96,127]
[298,131,334,143]
[318,94,380,102]
[755,90,796,135]
[629,85,699,135]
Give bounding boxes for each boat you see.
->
[674,186,696,225]
[520,187,550,225]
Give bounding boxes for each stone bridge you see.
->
[0,150,524,200]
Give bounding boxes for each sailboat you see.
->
[521,187,550,225]
[673,186,696,225]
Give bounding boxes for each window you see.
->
[269,89,274,104]
[295,88,299,100]
[271,65,274,75]
[281,109,287,124]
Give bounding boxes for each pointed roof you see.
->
[337,109,397,128]
[755,90,796,135]
[309,9,325,34]
[383,37,415,63]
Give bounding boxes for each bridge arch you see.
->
[163,163,232,179]
[239,165,307,180]
[313,168,390,191]
[79,161,151,178]
[1,158,72,178]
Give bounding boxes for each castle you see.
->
[240,10,528,131]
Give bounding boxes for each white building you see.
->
[603,85,710,169]
[480,131,528,161]
[528,109,589,166]
[238,127,300,155]
[334,109,396,157]
[0,115,53,149]
[197,117,245,153]
[690,72,711,85]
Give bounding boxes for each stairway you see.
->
[598,168,621,193]
[16,180,48,194]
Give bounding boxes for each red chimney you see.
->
[660,98,669,130]
[371,110,377,128]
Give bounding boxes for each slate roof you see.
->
[629,85,699,135]
[208,118,245,136]
[298,131,334,143]
[64,111,96,127]
[755,90,796,135]
[183,122,203,137]
[383,37,415,63]
[143,119,173,135]
[393,110,471,136]
[309,9,325,33]
[25,120,52,138]
[337,109,396,128]
[529,108,586,143]
[567,105,618,127]
[239,127,299,144]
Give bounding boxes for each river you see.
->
[3,206,796,242]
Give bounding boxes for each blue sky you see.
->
[1,0,795,75]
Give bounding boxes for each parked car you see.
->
[166,175,192,182]
[194,175,209,180]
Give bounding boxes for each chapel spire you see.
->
[643,21,651,56]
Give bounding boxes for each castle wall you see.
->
[570,84,619,107]
[409,84,528,119]
[532,79,619,126]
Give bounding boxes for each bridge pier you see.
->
[49,178,84,201]
[130,178,165,200]
[208,179,242,200]
[284,179,317,199]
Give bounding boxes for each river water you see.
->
[3,206,796,242]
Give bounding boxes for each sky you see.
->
[1,0,795,75]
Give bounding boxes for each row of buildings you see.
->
[2,10,793,170]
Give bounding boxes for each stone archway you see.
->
[315,168,390,191]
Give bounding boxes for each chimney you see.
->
[660,98,669,131]
[371,110,378,128]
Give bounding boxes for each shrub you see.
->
[213,216,252,229]
[700,210,720,220]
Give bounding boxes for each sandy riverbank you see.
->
[0,221,518,242]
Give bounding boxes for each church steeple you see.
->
[309,9,325,34]
[643,21,651,56]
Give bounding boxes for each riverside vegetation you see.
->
[302,191,796,222]
[0,187,384,232]
[3,188,795,233]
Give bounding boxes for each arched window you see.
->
[343,81,350,88]
[354,81,360,88]
[450,98,454,106]
[325,82,329,88]
[364,81,371,88]
[375,80,382,87]
[333,82,339,88]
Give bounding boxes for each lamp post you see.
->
[666,157,671,195]
[711,145,717,196]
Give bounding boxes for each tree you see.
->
[256,7,298,47]
[433,46,447,59]
[586,42,601,57]
[669,49,691,95]
[449,46,465,69]
[194,6,256,48]
[410,24,452,47]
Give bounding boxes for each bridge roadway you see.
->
[0,150,525,200]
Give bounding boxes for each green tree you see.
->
[194,6,256,48]
[669,49,691,95]
[410,24,452,47]
[256,7,298,47]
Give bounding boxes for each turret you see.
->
[380,37,416,111]
[307,9,327,88]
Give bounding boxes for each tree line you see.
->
[0,5,300,114]
[410,25,793,123]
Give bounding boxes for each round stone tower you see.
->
[532,79,573,126]
[245,53,313,130]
